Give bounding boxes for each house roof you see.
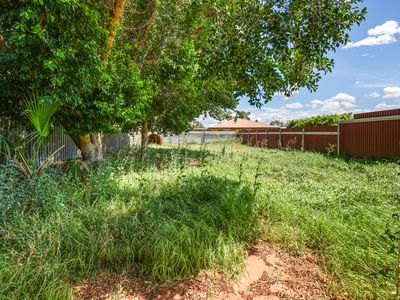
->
[208,118,279,129]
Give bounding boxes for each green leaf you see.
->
[23,91,60,138]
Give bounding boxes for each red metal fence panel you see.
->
[304,126,337,152]
[265,129,280,148]
[281,128,302,150]
[354,109,400,119]
[239,127,338,153]
[238,109,400,159]
[340,119,400,159]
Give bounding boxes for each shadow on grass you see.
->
[0,172,260,300]
[72,173,260,293]
[133,173,260,282]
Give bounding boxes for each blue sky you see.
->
[203,0,400,126]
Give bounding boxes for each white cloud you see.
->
[365,92,381,98]
[321,93,356,112]
[355,81,400,88]
[368,20,400,36]
[246,93,358,124]
[345,34,396,48]
[282,102,304,109]
[249,108,313,123]
[383,86,400,98]
[311,99,324,109]
[327,93,356,104]
[309,93,356,113]
[361,53,375,58]
[344,20,400,48]
[374,101,400,110]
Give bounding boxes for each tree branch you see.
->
[101,0,127,61]
[133,0,158,62]
[0,34,9,49]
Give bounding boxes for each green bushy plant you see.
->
[286,113,353,128]
[0,92,61,177]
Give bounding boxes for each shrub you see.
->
[286,113,352,128]
[148,133,163,144]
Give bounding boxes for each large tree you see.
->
[121,0,239,139]
[0,0,366,161]
[0,0,150,161]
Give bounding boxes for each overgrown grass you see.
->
[0,142,398,299]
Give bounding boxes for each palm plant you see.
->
[0,92,62,177]
[23,91,60,139]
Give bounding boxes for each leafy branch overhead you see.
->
[0,0,366,160]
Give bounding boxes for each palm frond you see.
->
[23,91,60,138]
[0,133,12,160]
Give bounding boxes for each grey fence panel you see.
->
[35,127,80,162]
[103,133,132,152]
[1,126,137,163]
[3,126,237,162]
[103,134,121,152]
[165,131,237,144]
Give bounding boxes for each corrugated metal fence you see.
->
[239,109,400,159]
[2,126,135,162]
[339,110,400,158]
[3,109,399,161]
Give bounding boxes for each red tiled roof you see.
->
[208,118,279,129]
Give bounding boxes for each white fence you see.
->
[164,131,237,144]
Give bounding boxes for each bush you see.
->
[0,164,70,223]
[148,133,163,144]
[286,113,352,128]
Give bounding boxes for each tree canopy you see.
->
[270,120,285,127]
[0,0,366,160]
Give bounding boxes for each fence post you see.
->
[337,123,340,155]
[265,130,268,148]
[255,130,258,146]
[301,128,305,151]
[247,129,250,145]
[278,128,282,149]
[202,130,205,143]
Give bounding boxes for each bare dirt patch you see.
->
[74,242,338,300]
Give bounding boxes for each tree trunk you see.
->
[140,120,148,158]
[73,133,103,162]
[0,34,9,49]
[72,1,126,162]
[133,1,158,62]
[101,0,127,61]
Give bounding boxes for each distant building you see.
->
[207,118,280,131]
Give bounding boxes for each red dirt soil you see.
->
[74,242,342,300]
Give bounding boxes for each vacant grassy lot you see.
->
[0,142,398,299]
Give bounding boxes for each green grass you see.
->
[0,142,398,299]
